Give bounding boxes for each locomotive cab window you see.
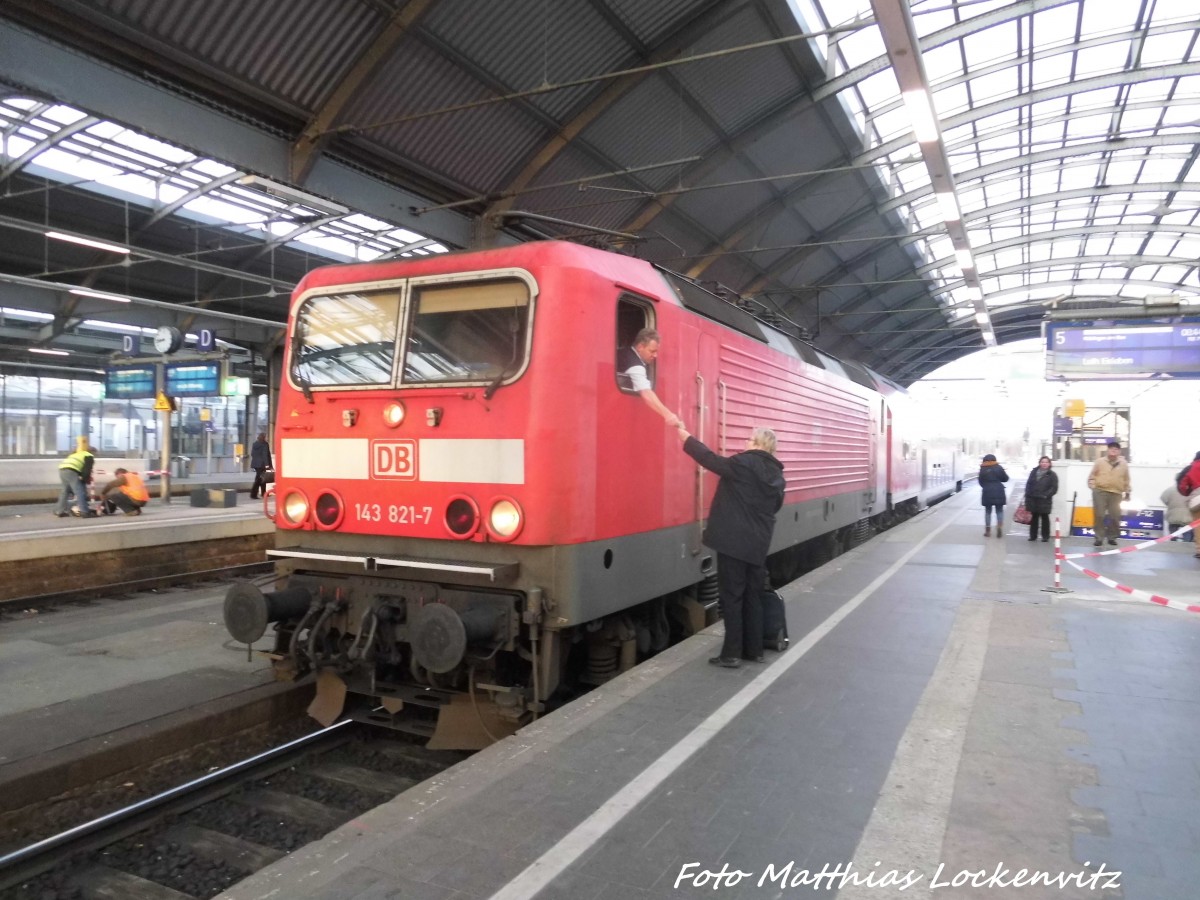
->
[403,279,531,385]
[615,296,656,394]
[292,289,401,387]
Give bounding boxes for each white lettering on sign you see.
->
[372,439,417,480]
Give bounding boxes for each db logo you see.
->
[371,440,417,480]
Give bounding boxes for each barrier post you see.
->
[1042,515,1073,594]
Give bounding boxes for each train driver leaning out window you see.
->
[617,327,682,429]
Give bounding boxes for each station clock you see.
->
[153,325,183,355]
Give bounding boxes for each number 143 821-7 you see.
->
[354,503,433,524]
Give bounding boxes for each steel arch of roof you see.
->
[1,0,1198,383]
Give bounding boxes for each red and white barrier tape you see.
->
[1059,556,1200,614]
[1057,518,1200,560]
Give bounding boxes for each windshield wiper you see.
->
[483,319,522,401]
[291,331,314,404]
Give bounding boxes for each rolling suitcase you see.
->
[762,587,789,652]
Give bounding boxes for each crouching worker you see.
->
[97,468,149,516]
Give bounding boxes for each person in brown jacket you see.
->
[1087,442,1130,547]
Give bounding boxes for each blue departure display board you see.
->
[164,362,221,397]
[105,366,157,400]
[1046,319,1200,379]
[1071,508,1164,540]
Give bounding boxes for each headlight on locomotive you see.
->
[486,497,523,541]
[383,401,406,427]
[314,490,344,529]
[280,489,310,527]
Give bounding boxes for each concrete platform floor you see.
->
[206,492,1200,900]
[0,584,280,813]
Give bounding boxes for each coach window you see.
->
[402,279,531,385]
[292,289,401,387]
[615,296,655,394]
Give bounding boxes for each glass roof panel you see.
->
[798,0,1200,346]
[0,97,448,281]
[837,21,886,68]
[1139,32,1194,64]
[1080,3,1140,35]
[1030,54,1075,89]
[1123,79,1174,103]
[1073,44,1130,79]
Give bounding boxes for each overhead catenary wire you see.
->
[321,22,872,138]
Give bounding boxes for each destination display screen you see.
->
[104,365,157,400]
[164,362,222,397]
[1046,319,1200,379]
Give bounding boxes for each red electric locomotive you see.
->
[223,241,961,747]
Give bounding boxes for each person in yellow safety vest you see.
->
[96,468,150,516]
[54,436,96,518]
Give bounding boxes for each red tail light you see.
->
[445,496,480,538]
[314,491,344,529]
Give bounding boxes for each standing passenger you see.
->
[1087,441,1130,547]
[675,424,785,668]
[54,436,96,518]
[1160,481,1191,542]
[1023,456,1058,542]
[1175,452,1200,559]
[979,454,1008,538]
[249,432,272,500]
[618,328,682,428]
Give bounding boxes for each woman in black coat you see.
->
[1023,456,1059,542]
[677,424,786,668]
[979,454,1009,538]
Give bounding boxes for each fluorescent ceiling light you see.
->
[902,91,939,142]
[955,248,974,270]
[237,176,349,216]
[46,231,131,254]
[69,288,131,303]
[30,347,70,356]
[936,192,961,222]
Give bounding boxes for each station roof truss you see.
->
[0,0,1197,384]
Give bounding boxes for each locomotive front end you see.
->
[225,262,546,746]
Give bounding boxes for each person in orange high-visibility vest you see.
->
[97,468,150,516]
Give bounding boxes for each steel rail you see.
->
[0,720,354,892]
[0,561,274,614]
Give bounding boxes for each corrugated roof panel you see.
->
[343,38,547,193]
[580,75,721,190]
[742,109,847,180]
[518,148,651,234]
[673,158,777,234]
[605,0,715,46]
[705,253,764,294]
[423,0,630,122]
[672,6,805,135]
[92,0,384,111]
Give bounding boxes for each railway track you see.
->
[0,562,275,616]
[0,723,468,900]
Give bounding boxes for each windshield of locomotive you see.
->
[402,279,531,384]
[292,289,401,386]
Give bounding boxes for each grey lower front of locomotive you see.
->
[224,571,526,692]
[221,492,872,710]
[221,525,712,707]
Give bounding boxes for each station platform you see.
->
[0,578,289,827]
[0,470,258,506]
[0,487,275,602]
[210,491,1200,900]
